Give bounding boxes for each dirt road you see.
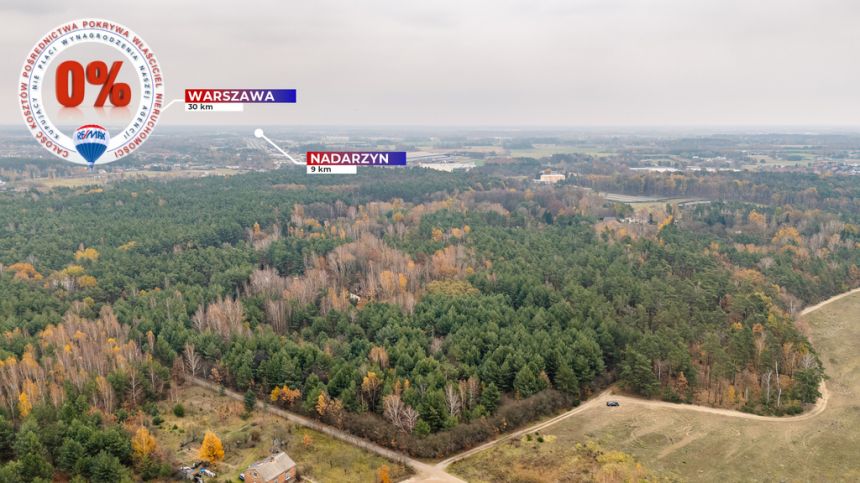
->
[800,287,860,316]
[185,376,466,483]
[436,288,849,472]
[187,288,852,482]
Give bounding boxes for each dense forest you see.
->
[0,160,855,477]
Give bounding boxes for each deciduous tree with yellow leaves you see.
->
[74,247,100,262]
[17,392,31,418]
[132,427,158,462]
[198,431,224,464]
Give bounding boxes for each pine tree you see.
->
[481,383,501,413]
[514,366,540,398]
[244,390,257,414]
[58,438,85,474]
[620,349,659,397]
[90,450,125,483]
[0,417,14,461]
[15,430,52,481]
[555,365,580,402]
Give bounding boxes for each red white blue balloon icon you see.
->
[73,125,109,165]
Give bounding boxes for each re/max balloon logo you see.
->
[76,130,106,141]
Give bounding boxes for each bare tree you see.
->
[762,369,773,405]
[457,377,481,411]
[127,367,141,407]
[147,357,165,396]
[402,406,419,434]
[369,346,389,369]
[800,353,817,370]
[383,394,406,431]
[445,384,462,418]
[383,394,419,434]
[265,299,288,334]
[774,359,782,408]
[184,344,201,378]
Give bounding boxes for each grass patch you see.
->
[452,292,860,481]
[154,385,411,482]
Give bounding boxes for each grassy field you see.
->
[153,385,411,482]
[449,434,663,482]
[451,292,860,482]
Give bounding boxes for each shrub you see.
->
[172,404,185,418]
[784,404,803,415]
[340,389,569,458]
[143,402,159,417]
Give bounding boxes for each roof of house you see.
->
[247,452,296,481]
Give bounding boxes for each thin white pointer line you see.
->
[163,98,183,111]
[254,129,303,165]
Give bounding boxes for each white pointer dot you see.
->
[254,128,264,138]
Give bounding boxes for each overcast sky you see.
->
[4,0,860,127]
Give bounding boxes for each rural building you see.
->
[244,452,297,483]
[419,162,476,172]
[537,171,565,183]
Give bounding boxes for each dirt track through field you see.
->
[189,288,857,482]
[438,288,854,473]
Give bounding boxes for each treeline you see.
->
[576,170,860,220]
[0,295,175,481]
[688,201,860,305]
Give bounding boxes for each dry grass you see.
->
[452,292,860,482]
[450,435,665,483]
[154,385,411,482]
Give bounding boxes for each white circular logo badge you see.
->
[19,19,165,166]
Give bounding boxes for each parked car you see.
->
[606,400,620,407]
[239,474,245,481]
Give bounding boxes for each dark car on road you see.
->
[606,401,620,407]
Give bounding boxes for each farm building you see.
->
[244,452,297,483]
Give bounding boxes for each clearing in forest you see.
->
[451,291,860,482]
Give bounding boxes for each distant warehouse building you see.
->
[537,172,565,184]
[419,162,476,172]
[411,151,476,172]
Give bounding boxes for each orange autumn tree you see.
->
[316,392,329,416]
[271,385,302,406]
[8,262,42,281]
[131,427,158,462]
[378,464,391,483]
[199,431,224,464]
